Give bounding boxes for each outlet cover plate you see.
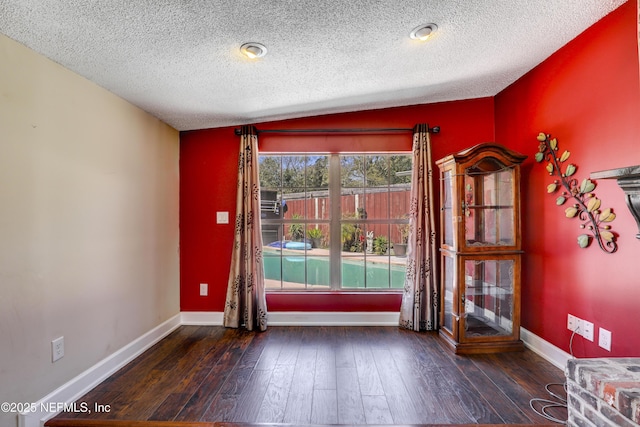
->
[598,327,612,351]
[567,314,579,332]
[582,320,594,341]
[52,336,64,362]
[200,283,208,296]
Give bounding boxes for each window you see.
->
[260,153,411,291]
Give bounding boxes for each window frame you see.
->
[260,152,411,292]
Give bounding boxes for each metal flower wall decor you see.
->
[535,132,617,253]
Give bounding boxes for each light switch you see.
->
[216,211,229,224]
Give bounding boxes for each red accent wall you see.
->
[180,98,495,313]
[495,0,640,356]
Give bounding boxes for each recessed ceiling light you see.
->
[240,42,267,59]
[410,24,438,41]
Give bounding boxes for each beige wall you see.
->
[0,34,180,426]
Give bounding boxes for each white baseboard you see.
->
[520,327,571,370]
[267,311,400,326]
[19,314,182,427]
[20,312,566,427]
[180,311,224,325]
[180,311,400,326]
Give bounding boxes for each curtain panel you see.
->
[223,125,268,331]
[399,124,438,331]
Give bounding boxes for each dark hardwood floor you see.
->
[51,326,566,425]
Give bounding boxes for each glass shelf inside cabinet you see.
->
[463,158,515,247]
[463,259,514,338]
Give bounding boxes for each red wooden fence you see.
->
[280,189,410,244]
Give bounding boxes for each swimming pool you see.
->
[263,254,406,289]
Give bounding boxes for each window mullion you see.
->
[329,154,342,289]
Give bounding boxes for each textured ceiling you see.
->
[0,0,627,131]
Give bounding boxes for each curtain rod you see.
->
[233,126,440,136]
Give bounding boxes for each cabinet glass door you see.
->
[441,254,455,334]
[442,169,454,247]
[463,159,515,247]
[462,259,514,339]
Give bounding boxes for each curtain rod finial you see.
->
[413,123,440,134]
[234,126,258,136]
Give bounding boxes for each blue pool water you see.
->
[263,255,406,289]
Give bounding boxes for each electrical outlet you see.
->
[52,336,64,362]
[200,283,208,296]
[582,320,594,341]
[599,327,612,351]
[567,314,578,332]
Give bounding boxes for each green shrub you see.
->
[288,213,304,241]
[307,227,323,239]
[373,235,389,255]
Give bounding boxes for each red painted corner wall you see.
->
[495,0,640,356]
[180,127,239,311]
[180,98,495,312]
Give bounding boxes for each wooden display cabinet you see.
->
[436,143,527,354]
